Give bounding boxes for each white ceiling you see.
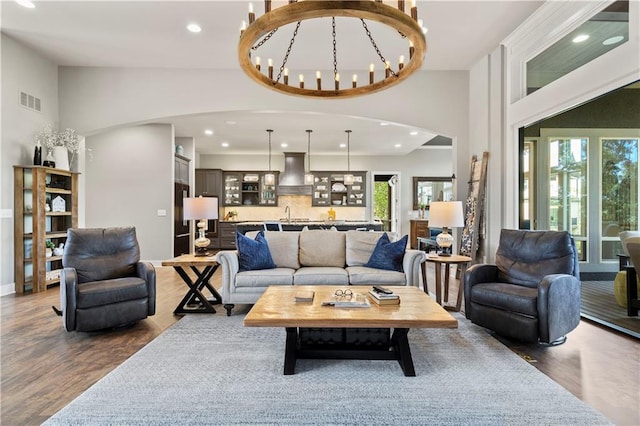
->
[1,0,544,156]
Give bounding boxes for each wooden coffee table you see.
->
[244,286,458,376]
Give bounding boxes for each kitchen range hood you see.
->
[276,152,312,196]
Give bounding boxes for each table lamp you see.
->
[428,201,464,256]
[183,196,219,257]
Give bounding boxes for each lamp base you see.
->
[194,246,210,257]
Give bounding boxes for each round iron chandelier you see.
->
[238,1,427,98]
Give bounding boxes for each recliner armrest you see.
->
[537,274,581,343]
[60,267,79,332]
[137,262,156,316]
[463,264,499,319]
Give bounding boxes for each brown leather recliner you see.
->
[60,227,156,332]
[464,229,581,344]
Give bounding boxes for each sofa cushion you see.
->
[299,230,346,267]
[247,230,301,269]
[236,231,276,272]
[346,231,385,266]
[346,266,406,286]
[235,268,295,288]
[364,233,408,272]
[294,267,349,285]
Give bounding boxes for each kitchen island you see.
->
[235,221,383,234]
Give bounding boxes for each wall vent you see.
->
[19,90,41,112]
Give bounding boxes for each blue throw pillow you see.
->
[364,233,408,272]
[236,231,276,272]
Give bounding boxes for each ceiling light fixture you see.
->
[238,0,427,98]
[410,130,418,136]
[572,34,589,43]
[204,129,214,135]
[187,23,202,33]
[304,130,314,185]
[602,35,624,46]
[343,130,354,185]
[15,0,35,9]
[221,142,229,148]
[264,129,275,186]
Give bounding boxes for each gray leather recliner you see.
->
[60,227,156,332]
[464,229,580,344]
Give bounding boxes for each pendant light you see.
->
[343,130,354,185]
[304,129,314,185]
[264,129,275,185]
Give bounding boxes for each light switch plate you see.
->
[157,209,167,217]
[1,209,13,219]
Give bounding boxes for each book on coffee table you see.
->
[322,293,371,308]
[294,291,315,303]
[368,290,401,305]
[369,290,400,305]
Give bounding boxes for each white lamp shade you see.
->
[343,174,354,185]
[428,201,464,228]
[183,196,219,220]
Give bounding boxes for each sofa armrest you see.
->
[216,250,240,302]
[60,267,78,332]
[137,262,156,316]
[463,264,499,319]
[403,249,426,287]
[537,274,581,343]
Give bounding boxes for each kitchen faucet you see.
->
[284,205,291,223]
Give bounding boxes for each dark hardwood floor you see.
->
[1,266,638,425]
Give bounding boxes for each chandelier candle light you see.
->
[183,196,219,257]
[238,0,427,98]
[428,201,464,256]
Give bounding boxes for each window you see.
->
[548,137,588,260]
[600,137,639,260]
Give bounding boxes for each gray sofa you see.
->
[217,229,426,315]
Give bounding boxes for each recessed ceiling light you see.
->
[225,120,237,125]
[572,34,589,43]
[15,0,35,8]
[204,129,214,135]
[602,36,624,46]
[187,23,202,33]
[394,144,402,148]
[280,143,288,148]
[221,142,229,148]
[410,131,419,136]
[380,122,389,126]
[339,143,346,148]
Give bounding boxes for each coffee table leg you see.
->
[391,328,416,377]
[284,327,298,375]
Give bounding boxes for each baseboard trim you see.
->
[1,283,16,297]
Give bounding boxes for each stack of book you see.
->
[368,289,400,305]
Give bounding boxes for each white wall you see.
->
[57,68,468,145]
[1,34,59,294]
[84,124,174,263]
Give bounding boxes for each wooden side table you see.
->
[425,254,472,312]
[162,254,222,314]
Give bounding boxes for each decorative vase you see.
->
[52,146,69,171]
[33,146,42,166]
[45,248,53,258]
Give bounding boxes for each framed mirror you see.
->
[412,176,454,210]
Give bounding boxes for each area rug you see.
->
[45,313,611,425]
